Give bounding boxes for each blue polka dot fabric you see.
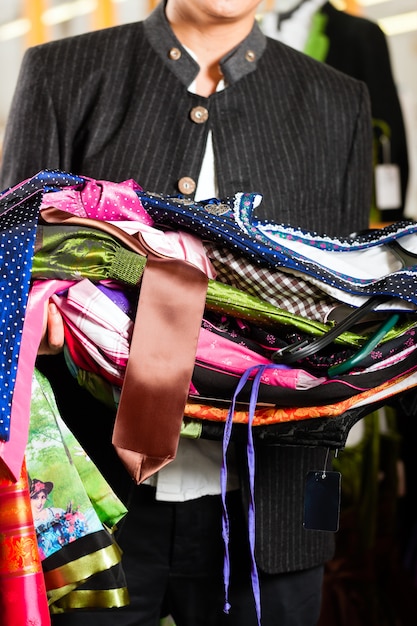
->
[0,170,84,441]
[138,190,417,305]
[0,196,40,441]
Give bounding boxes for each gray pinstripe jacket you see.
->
[0,3,373,573]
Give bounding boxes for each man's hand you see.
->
[38,301,65,355]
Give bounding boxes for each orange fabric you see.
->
[184,373,414,426]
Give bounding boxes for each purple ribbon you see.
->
[221,363,281,624]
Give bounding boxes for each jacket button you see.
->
[178,177,196,195]
[190,106,209,124]
[168,47,181,60]
[245,50,256,62]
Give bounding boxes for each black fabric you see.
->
[320,1,409,220]
[51,486,324,626]
[0,11,372,237]
[42,530,127,594]
[192,344,417,406]
[237,443,335,573]
[201,403,386,449]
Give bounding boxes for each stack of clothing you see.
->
[1,169,417,623]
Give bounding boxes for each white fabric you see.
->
[149,438,239,502]
[258,225,415,280]
[286,267,417,312]
[261,0,326,52]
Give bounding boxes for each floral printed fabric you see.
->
[26,368,128,611]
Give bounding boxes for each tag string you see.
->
[322,447,330,479]
[221,363,280,625]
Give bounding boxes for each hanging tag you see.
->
[375,134,401,211]
[304,449,341,532]
[375,164,402,210]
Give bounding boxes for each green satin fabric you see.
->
[33,225,146,286]
[33,225,411,350]
[206,279,414,347]
[206,279,364,347]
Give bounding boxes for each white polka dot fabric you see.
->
[0,170,83,441]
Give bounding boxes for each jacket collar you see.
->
[144,2,266,88]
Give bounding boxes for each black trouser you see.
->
[52,485,324,626]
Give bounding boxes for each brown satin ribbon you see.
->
[40,208,209,484]
[113,251,208,484]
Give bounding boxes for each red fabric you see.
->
[0,459,50,625]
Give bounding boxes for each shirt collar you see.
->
[144,2,266,88]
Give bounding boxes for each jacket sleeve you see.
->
[0,46,62,190]
[340,80,374,235]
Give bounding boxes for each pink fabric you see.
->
[49,278,324,396]
[41,177,153,225]
[40,181,216,279]
[1,280,75,480]
[52,279,133,385]
[139,227,216,278]
[114,221,215,279]
[196,327,325,390]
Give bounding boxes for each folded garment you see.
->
[2,169,417,483]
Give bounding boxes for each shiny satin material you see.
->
[4,280,75,481]
[44,540,124,606]
[27,368,129,613]
[0,459,50,626]
[0,193,42,445]
[50,586,129,613]
[113,251,209,483]
[206,279,364,347]
[33,224,146,286]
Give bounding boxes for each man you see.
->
[0,1,373,624]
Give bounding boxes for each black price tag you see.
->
[303,470,341,532]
